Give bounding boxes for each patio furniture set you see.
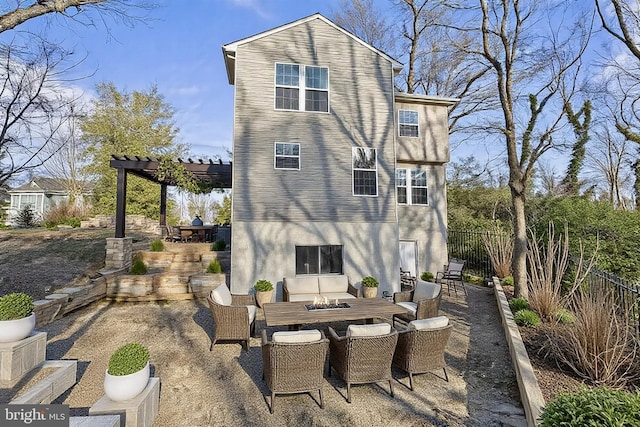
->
[206,274,456,414]
[165,225,218,243]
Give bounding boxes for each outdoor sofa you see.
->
[282,276,359,302]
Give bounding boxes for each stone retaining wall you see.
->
[493,277,545,426]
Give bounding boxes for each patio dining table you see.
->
[177,225,217,242]
[262,298,407,330]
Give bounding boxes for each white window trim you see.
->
[274,62,330,113]
[273,142,301,170]
[396,168,429,205]
[398,109,419,138]
[396,169,408,205]
[352,147,378,197]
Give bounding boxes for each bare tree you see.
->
[0,1,150,34]
[333,0,396,52]
[595,0,640,143]
[468,0,593,298]
[584,124,633,209]
[40,103,91,207]
[0,40,82,186]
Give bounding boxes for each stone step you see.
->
[70,415,120,427]
[90,377,160,427]
[0,331,47,383]
[10,360,77,404]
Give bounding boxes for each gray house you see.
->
[5,177,91,224]
[222,14,457,296]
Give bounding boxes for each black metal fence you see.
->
[447,229,640,339]
[447,230,495,279]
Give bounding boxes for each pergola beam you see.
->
[109,154,232,238]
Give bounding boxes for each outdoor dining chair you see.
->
[207,284,256,352]
[327,323,398,403]
[393,316,453,390]
[392,280,442,328]
[435,259,467,295]
[261,329,329,414]
[165,225,182,243]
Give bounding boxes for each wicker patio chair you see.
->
[393,317,453,390]
[435,259,467,295]
[261,329,329,414]
[165,225,182,243]
[326,323,398,403]
[207,284,256,352]
[392,280,442,327]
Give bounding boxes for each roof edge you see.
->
[394,92,460,107]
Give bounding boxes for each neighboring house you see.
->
[222,14,458,296]
[5,177,91,224]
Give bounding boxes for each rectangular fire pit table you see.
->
[262,298,408,330]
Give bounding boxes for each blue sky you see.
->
[11,0,357,161]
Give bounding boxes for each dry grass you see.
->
[482,224,512,279]
[546,286,639,388]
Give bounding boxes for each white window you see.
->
[352,147,378,196]
[399,110,419,137]
[274,142,300,170]
[396,168,428,205]
[275,63,329,112]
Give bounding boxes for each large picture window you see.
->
[275,63,329,112]
[352,147,378,196]
[399,110,419,137]
[296,245,343,275]
[274,142,300,170]
[396,168,428,205]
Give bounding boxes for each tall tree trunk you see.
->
[511,189,528,299]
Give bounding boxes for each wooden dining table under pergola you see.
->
[109,155,232,238]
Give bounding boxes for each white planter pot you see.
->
[0,313,36,343]
[104,362,150,402]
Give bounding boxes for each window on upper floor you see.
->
[275,63,329,112]
[352,147,378,197]
[274,142,300,170]
[296,245,343,275]
[396,168,428,205]
[399,110,419,137]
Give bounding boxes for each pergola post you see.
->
[115,168,127,238]
[160,183,167,235]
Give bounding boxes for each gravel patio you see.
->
[35,284,527,427]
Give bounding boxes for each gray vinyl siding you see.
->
[232,18,396,223]
[395,101,450,164]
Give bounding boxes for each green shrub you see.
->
[131,257,147,275]
[361,276,379,287]
[150,239,164,252]
[0,293,34,320]
[509,297,530,313]
[107,343,150,376]
[207,259,223,274]
[539,387,640,426]
[514,309,541,327]
[212,240,226,251]
[254,279,273,292]
[502,276,514,286]
[16,205,38,227]
[553,308,575,324]
[420,271,434,281]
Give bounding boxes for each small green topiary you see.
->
[502,276,514,286]
[131,258,147,275]
[509,297,530,313]
[150,239,164,252]
[212,240,226,251]
[553,308,575,324]
[514,309,541,327]
[361,276,379,287]
[107,343,150,376]
[420,271,434,281]
[254,279,273,292]
[539,387,640,426]
[0,293,34,320]
[207,259,223,273]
